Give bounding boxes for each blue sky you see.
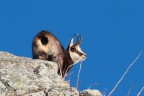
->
[0,0,144,95]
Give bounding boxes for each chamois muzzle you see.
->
[73,34,82,46]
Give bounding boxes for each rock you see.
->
[0,51,102,96]
[80,89,102,96]
[0,52,79,96]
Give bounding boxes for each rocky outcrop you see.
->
[80,89,102,96]
[0,52,102,96]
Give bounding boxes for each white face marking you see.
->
[68,38,86,64]
[70,52,86,64]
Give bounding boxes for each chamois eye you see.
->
[71,47,76,52]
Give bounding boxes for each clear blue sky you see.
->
[0,0,144,96]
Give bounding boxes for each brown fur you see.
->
[32,30,86,77]
[32,30,73,77]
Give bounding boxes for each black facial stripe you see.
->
[75,50,84,56]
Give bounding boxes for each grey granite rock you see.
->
[0,52,79,96]
[80,89,102,96]
[0,51,102,96]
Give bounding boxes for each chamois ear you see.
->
[69,38,74,47]
[67,38,74,50]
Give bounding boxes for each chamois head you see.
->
[67,34,86,64]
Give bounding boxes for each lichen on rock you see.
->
[0,52,78,96]
[0,52,102,96]
[80,89,102,96]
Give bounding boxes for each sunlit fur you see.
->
[68,38,86,64]
[32,30,86,77]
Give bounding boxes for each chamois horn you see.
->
[73,34,82,45]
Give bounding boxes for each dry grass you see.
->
[137,86,144,96]
[108,51,142,96]
[76,61,82,89]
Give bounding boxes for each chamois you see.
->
[32,30,86,77]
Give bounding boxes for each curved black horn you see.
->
[73,34,79,44]
[73,34,82,45]
[77,35,82,45]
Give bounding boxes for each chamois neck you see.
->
[65,50,74,65]
[62,50,74,76]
